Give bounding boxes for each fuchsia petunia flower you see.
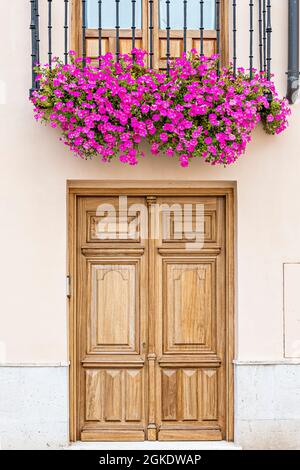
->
[31,49,291,167]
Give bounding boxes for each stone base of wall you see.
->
[0,363,299,449]
[235,363,300,449]
[0,366,68,450]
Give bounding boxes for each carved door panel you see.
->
[75,193,229,441]
[152,196,226,441]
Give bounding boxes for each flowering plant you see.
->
[31,49,290,167]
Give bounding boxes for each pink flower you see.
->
[179,154,189,167]
[119,154,129,163]
[54,89,63,98]
[151,142,159,155]
[159,133,168,143]
[152,114,160,122]
[192,127,203,138]
[208,145,217,156]
[141,104,150,113]
[31,49,290,167]
[166,148,174,157]
[209,114,219,126]
[204,136,213,145]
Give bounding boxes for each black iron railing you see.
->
[200,0,204,56]
[149,0,154,68]
[30,0,39,95]
[98,0,102,63]
[287,0,299,103]
[48,0,52,69]
[82,0,87,65]
[64,0,69,65]
[29,1,299,103]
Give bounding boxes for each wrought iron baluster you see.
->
[258,0,263,73]
[64,0,69,64]
[30,0,37,96]
[266,0,272,80]
[82,0,87,66]
[34,0,40,67]
[263,0,267,71]
[287,0,300,104]
[215,0,220,74]
[48,0,52,69]
[166,0,171,74]
[116,0,120,62]
[132,0,136,53]
[232,0,237,76]
[149,0,154,68]
[183,0,187,53]
[98,0,102,66]
[249,0,254,79]
[200,0,204,56]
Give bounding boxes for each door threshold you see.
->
[66,441,241,450]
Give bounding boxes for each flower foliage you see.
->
[31,49,290,167]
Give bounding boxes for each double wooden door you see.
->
[74,190,232,441]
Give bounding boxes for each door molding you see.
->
[68,181,235,442]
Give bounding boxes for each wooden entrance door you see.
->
[71,187,234,442]
[77,196,148,441]
[153,196,226,441]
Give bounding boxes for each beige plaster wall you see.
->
[0,1,299,363]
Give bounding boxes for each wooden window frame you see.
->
[71,0,229,68]
[71,0,149,60]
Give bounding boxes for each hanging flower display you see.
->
[31,49,290,167]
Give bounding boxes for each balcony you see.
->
[30,1,299,102]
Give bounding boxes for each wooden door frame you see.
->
[68,180,235,442]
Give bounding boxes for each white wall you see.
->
[0,366,68,450]
[1,0,299,363]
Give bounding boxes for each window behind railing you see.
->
[70,0,227,70]
[30,1,277,96]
